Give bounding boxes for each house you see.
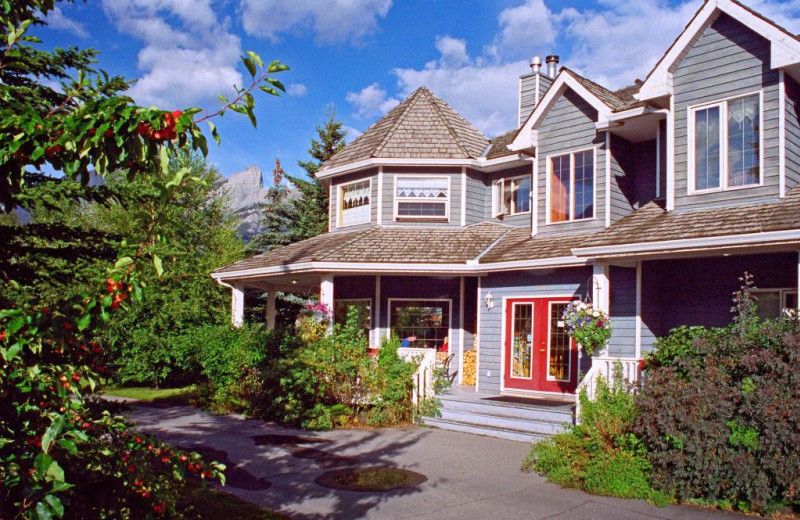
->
[212,0,800,440]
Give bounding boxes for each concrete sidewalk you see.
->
[127,403,744,520]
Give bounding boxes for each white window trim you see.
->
[333,298,372,327]
[687,90,764,195]
[751,288,798,315]
[393,175,451,221]
[545,300,575,383]
[492,174,532,218]
[545,146,598,225]
[509,302,535,380]
[387,298,452,349]
[336,178,372,228]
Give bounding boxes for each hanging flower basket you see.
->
[295,301,332,342]
[563,301,611,356]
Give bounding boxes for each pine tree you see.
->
[253,111,347,251]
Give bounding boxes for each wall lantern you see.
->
[484,291,494,310]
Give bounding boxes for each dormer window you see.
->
[338,179,371,227]
[394,176,449,221]
[492,175,531,217]
[689,93,761,193]
[548,149,595,223]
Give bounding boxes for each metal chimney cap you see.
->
[545,55,560,63]
[530,55,542,72]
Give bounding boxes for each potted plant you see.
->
[563,301,611,356]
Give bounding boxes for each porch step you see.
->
[422,391,574,443]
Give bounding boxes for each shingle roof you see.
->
[321,87,489,170]
[563,68,643,112]
[479,228,596,264]
[577,188,800,250]
[484,129,519,160]
[214,223,510,274]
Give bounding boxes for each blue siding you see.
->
[478,268,591,394]
[381,166,463,227]
[673,13,781,210]
[609,266,636,357]
[785,75,800,192]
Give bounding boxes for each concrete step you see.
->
[438,409,569,436]
[423,417,550,443]
[436,395,574,424]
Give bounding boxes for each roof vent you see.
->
[545,55,559,79]
[530,55,542,74]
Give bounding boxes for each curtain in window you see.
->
[396,178,448,198]
[550,155,570,222]
[695,106,721,190]
[341,181,370,226]
[727,95,759,187]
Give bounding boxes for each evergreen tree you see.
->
[252,111,347,251]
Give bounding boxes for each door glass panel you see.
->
[511,304,533,378]
[548,303,571,381]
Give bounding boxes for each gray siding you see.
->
[536,88,607,236]
[785,75,800,191]
[632,138,659,207]
[519,72,554,127]
[640,253,797,351]
[478,268,591,394]
[381,166,463,227]
[608,266,636,357]
[658,119,668,199]
[673,13,781,210]
[328,168,378,232]
[465,169,487,226]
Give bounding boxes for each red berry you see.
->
[0,331,6,341]
[104,129,114,137]
[171,110,182,120]
[72,373,81,383]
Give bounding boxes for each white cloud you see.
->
[287,83,308,97]
[240,0,393,44]
[46,6,89,38]
[434,36,471,69]
[344,126,363,143]
[102,0,243,109]
[495,0,557,58]
[346,82,400,118]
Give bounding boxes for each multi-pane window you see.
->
[549,150,594,223]
[493,176,531,216]
[339,180,371,227]
[389,300,450,350]
[395,177,449,220]
[692,94,760,192]
[753,289,798,320]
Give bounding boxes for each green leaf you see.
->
[266,78,286,92]
[46,460,65,482]
[50,482,73,493]
[57,439,78,455]
[267,60,290,73]
[259,85,280,97]
[34,453,53,476]
[246,51,264,67]
[35,501,53,520]
[114,257,134,270]
[42,416,65,453]
[153,254,164,277]
[208,122,220,145]
[7,316,24,334]
[44,495,64,518]
[76,313,91,332]
[1,342,21,362]
[242,56,256,78]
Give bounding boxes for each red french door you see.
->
[503,297,579,394]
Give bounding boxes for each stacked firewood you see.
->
[462,349,477,385]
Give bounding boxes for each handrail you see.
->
[397,348,437,406]
[575,356,642,422]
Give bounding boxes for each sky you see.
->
[36,0,800,184]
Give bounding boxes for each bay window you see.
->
[549,149,594,223]
[395,176,449,220]
[492,175,531,216]
[338,180,371,227]
[690,93,761,192]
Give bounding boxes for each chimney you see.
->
[530,55,542,74]
[546,55,559,79]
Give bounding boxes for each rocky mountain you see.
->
[216,165,269,240]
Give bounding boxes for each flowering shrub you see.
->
[563,301,611,356]
[295,301,332,342]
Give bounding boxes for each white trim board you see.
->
[316,155,529,180]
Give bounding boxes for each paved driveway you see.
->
[126,403,743,520]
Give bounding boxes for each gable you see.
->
[638,0,800,102]
[539,89,599,137]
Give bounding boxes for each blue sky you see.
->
[37,0,800,183]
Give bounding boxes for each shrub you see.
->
[523,368,668,505]
[635,276,800,512]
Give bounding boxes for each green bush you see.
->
[634,277,800,513]
[523,368,668,505]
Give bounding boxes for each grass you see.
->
[101,385,198,406]
[180,481,289,520]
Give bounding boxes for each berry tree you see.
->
[0,1,288,518]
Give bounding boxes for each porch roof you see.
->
[212,222,511,277]
[573,188,800,256]
[478,228,595,264]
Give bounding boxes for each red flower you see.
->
[0,331,6,341]
[152,502,167,515]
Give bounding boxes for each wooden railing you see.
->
[397,348,437,406]
[575,356,641,422]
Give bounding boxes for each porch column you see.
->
[458,276,465,385]
[797,252,800,308]
[231,283,244,328]
[320,274,334,332]
[266,291,276,330]
[592,263,610,314]
[372,275,382,348]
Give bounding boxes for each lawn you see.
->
[101,385,198,405]
[181,481,289,520]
